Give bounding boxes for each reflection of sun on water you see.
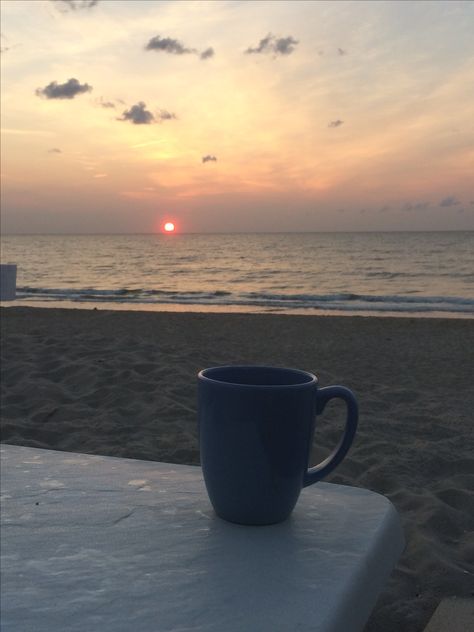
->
[164,222,175,233]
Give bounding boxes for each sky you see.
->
[1,0,473,234]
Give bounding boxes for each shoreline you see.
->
[1,307,473,631]
[2,300,473,320]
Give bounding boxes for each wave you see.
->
[16,286,474,314]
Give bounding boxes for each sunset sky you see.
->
[1,0,473,233]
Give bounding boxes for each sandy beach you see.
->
[1,306,473,631]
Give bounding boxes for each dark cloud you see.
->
[202,155,217,163]
[145,35,214,60]
[36,78,92,99]
[440,195,461,207]
[328,120,344,128]
[145,35,196,55]
[48,148,62,153]
[118,102,155,125]
[337,47,348,56]
[245,33,299,56]
[245,34,273,55]
[378,205,390,213]
[200,47,215,60]
[274,36,299,56]
[53,0,99,10]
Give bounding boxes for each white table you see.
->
[0,445,404,632]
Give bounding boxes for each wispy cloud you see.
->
[36,78,92,99]
[202,155,217,163]
[403,201,430,211]
[158,110,176,121]
[118,102,155,125]
[48,148,62,153]
[440,195,461,207]
[97,97,116,109]
[245,33,299,56]
[328,120,344,128]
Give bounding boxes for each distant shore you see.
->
[1,307,473,631]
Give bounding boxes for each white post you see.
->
[0,264,17,301]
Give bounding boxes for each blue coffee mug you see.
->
[198,366,358,525]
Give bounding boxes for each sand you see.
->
[1,306,473,631]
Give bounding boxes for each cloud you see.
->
[53,0,99,10]
[245,33,299,56]
[96,97,125,109]
[202,155,217,163]
[440,195,461,207]
[274,36,299,56]
[200,47,215,60]
[36,78,92,99]
[378,205,390,213]
[145,35,196,55]
[96,97,116,108]
[118,102,155,125]
[48,148,62,153]
[328,120,344,128]
[337,47,348,56]
[158,109,176,121]
[145,35,214,60]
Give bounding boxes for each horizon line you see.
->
[1,229,473,237]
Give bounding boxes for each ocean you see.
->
[1,232,473,317]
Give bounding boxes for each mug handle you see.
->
[303,386,358,487]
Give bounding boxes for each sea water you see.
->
[1,232,473,317]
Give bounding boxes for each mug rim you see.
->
[198,365,318,389]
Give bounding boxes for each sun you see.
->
[163,221,175,233]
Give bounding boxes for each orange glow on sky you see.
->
[1,1,473,233]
